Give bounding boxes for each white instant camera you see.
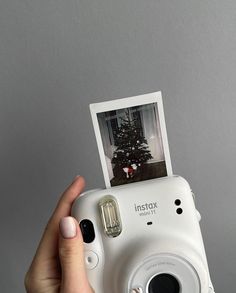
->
[72,175,215,293]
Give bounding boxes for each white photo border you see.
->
[90,91,173,188]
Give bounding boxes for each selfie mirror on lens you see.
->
[72,92,215,293]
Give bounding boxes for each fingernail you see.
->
[59,217,77,239]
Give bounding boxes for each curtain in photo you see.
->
[139,104,165,162]
[97,113,114,180]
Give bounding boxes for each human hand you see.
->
[25,176,94,293]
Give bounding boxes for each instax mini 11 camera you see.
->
[72,175,215,293]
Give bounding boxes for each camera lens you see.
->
[148,273,180,293]
[79,219,95,243]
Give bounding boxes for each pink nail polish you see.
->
[60,217,77,239]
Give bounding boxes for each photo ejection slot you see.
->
[99,195,122,237]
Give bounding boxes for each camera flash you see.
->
[99,196,122,237]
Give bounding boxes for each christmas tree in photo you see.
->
[111,109,153,179]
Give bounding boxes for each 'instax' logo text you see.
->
[134,202,158,216]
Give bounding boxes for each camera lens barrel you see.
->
[128,253,203,293]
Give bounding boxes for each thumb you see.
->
[59,217,93,293]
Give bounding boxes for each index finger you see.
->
[34,176,85,261]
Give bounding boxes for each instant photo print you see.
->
[90,92,172,188]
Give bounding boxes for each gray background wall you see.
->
[0,1,235,292]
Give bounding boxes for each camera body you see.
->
[72,175,215,293]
